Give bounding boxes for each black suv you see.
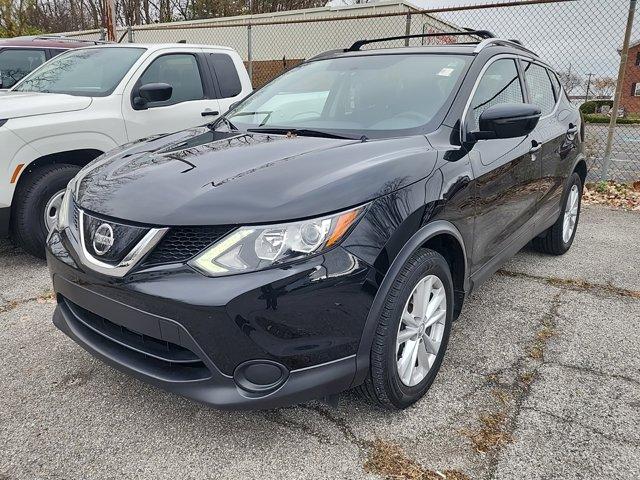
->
[47,32,585,410]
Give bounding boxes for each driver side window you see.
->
[138,54,204,108]
[468,59,524,131]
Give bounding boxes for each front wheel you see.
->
[11,164,80,259]
[357,249,454,409]
[532,172,582,255]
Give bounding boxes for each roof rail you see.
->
[346,30,495,52]
[473,38,538,56]
[32,35,111,45]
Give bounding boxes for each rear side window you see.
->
[0,49,46,88]
[139,54,204,107]
[523,62,556,115]
[208,53,242,98]
[548,69,564,100]
[468,58,524,131]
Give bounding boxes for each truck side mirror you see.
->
[133,83,173,109]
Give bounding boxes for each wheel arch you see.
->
[572,156,588,186]
[351,220,469,387]
[9,149,104,231]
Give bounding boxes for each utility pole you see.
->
[601,0,637,180]
[103,0,117,42]
[585,72,595,102]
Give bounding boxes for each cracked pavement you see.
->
[1,205,639,480]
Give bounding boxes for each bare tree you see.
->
[557,70,583,95]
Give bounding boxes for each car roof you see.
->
[310,43,540,63]
[0,38,89,49]
[72,43,237,52]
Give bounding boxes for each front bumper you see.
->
[47,230,376,409]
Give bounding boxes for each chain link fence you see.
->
[66,0,640,181]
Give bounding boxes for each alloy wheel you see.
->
[562,184,580,244]
[396,274,447,387]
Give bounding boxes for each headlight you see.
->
[56,179,75,231]
[189,206,365,276]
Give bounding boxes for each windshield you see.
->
[225,54,470,138]
[14,47,145,97]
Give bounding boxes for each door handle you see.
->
[567,124,578,134]
[201,110,219,117]
[529,140,542,154]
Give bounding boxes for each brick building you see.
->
[620,40,640,115]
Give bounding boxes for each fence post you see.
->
[601,0,637,181]
[404,12,411,46]
[247,22,253,85]
[99,28,106,41]
[127,26,134,43]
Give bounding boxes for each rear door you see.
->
[122,50,222,141]
[202,50,249,114]
[522,61,580,225]
[464,57,541,274]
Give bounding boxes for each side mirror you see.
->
[472,103,541,141]
[134,83,173,109]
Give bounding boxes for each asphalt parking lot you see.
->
[1,204,639,480]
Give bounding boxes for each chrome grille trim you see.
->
[76,208,168,278]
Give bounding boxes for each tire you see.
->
[357,248,454,410]
[532,172,582,256]
[11,164,80,259]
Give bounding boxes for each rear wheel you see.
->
[357,249,453,409]
[11,164,80,259]
[532,172,582,255]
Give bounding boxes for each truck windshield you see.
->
[13,47,145,97]
[226,53,470,139]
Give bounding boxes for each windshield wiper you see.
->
[247,127,361,140]
[208,115,238,132]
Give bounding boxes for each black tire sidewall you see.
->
[12,165,80,258]
[382,251,454,409]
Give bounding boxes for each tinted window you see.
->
[209,53,242,98]
[139,54,204,107]
[15,47,145,96]
[524,62,556,115]
[468,59,524,131]
[226,54,470,139]
[0,49,46,88]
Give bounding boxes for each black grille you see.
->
[142,225,235,266]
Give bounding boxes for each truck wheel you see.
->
[357,249,454,409]
[532,172,582,256]
[11,164,80,259]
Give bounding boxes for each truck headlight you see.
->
[189,205,365,276]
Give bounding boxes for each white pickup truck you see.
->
[0,43,251,257]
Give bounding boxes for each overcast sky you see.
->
[405,0,639,81]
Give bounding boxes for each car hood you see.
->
[0,91,92,119]
[76,126,437,226]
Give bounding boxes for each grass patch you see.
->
[364,439,471,480]
[464,412,513,454]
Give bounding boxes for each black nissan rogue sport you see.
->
[47,31,586,410]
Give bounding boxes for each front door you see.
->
[464,57,541,274]
[123,51,221,141]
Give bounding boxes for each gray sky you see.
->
[408,0,638,83]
